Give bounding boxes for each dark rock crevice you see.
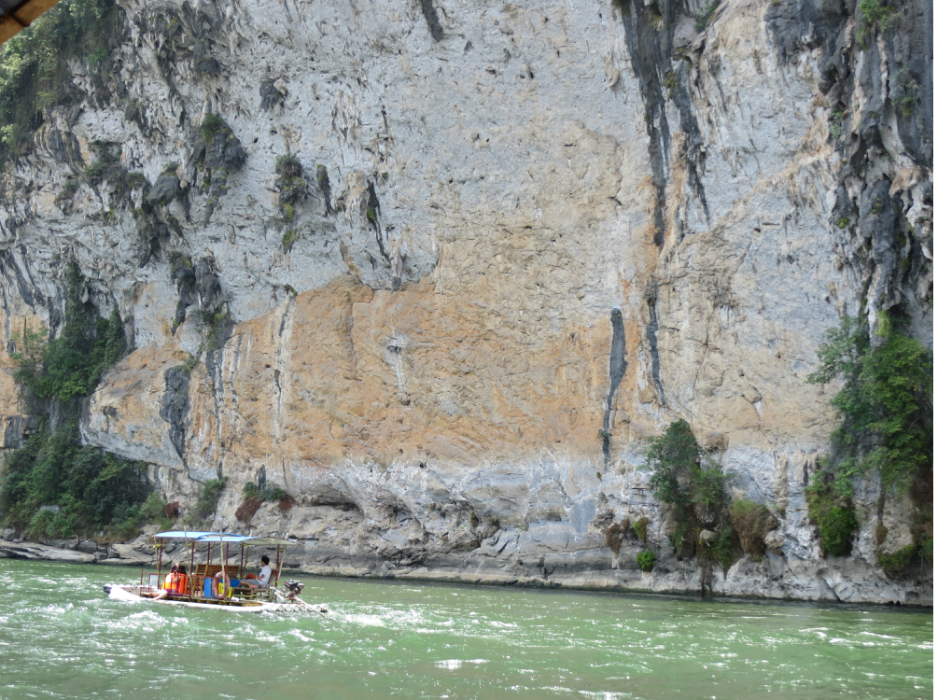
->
[602,308,628,463]
[160,365,191,465]
[616,0,710,246]
[644,283,667,407]
[418,0,444,42]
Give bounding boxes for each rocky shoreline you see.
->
[4,529,930,608]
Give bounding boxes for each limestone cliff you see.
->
[0,0,931,604]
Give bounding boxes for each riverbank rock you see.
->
[0,539,95,564]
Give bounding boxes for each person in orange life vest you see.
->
[154,563,179,599]
[174,564,188,595]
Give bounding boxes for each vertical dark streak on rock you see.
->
[160,366,191,465]
[645,284,667,407]
[602,309,628,464]
[618,3,672,246]
[366,182,393,274]
[274,298,293,417]
[671,81,710,226]
[418,0,444,42]
[0,249,38,309]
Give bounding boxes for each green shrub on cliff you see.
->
[0,0,121,165]
[807,315,932,497]
[11,263,126,400]
[0,418,151,539]
[729,499,777,558]
[648,420,737,571]
[0,263,147,540]
[807,486,858,557]
[635,550,656,572]
[195,477,228,518]
[242,482,289,502]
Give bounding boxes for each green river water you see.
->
[0,561,930,700]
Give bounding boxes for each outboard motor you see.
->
[285,581,305,597]
[283,580,305,599]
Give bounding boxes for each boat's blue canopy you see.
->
[153,532,295,547]
[241,537,295,547]
[154,530,221,541]
[198,533,250,543]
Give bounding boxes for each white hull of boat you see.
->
[105,584,328,614]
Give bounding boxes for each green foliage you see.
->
[632,516,649,544]
[597,428,611,441]
[635,550,657,572]
[856,0,899,45]
[647,420,700,509]
[179,353,198,374]
[200,113,230,142]
[138,491,167,521]
[0,262,143,541]
[282,203,295,223]
[729,499,777,557]
[58,180,79,199]
[611,0,631,16]
[893,70,919,118]
[168,251,192,274]
[276,154,302,178]
[807,484,858,557]
[649,420,728,514]
[837,217,850,228]
[11,264,126,401]
[697,525,739,574]
[649,420,735,568]
[695,1,720,31]
[0,0,121,166]
[196,306,230,351]
[807,316,932,496]
[878,545,917,576]
[84,161,105,180]
[195,477,228,518]
[664,71,677,98]
[366,207,377,223]
[264,487,289,501]
[829,109,847,139]
[282,229,296,253]
[1,418,150,539]
[241,482,289,502]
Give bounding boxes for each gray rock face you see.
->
[145,174,181,205]
[0,0,929,603]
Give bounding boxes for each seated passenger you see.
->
[242,555,272,588]
[174,565,188,596]
[214,569,232,598]
[153,563,179,600]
